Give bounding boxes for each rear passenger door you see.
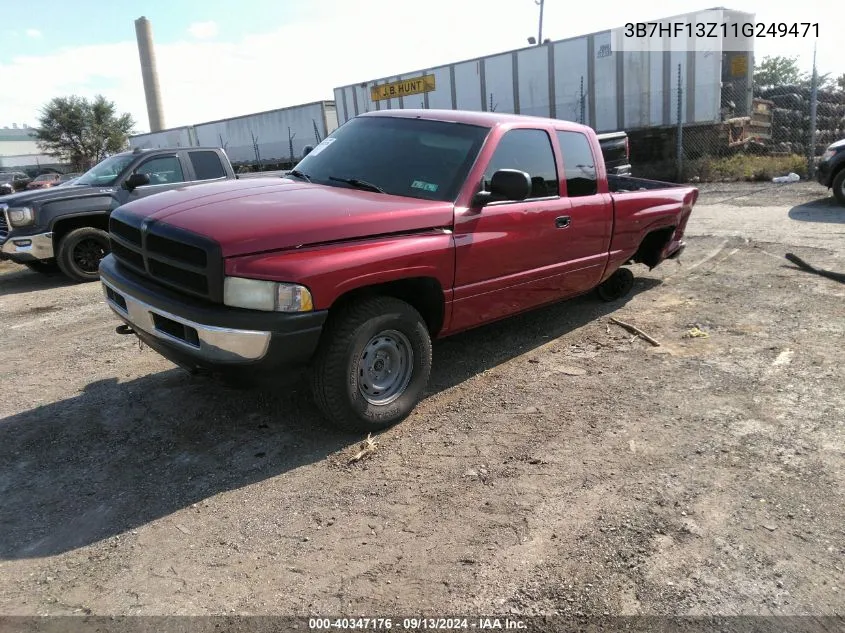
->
[554,130,614,293]
[185,150,229,183]
[451,127,573,331]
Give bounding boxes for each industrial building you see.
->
[128,101,339,167]
[333,8,755,134]
[0,126,61,172]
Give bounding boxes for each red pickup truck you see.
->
[99,110,697,432]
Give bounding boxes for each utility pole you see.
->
[808,41,819,179]
[536,0,544,45]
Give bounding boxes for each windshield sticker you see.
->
[308,137,336,157]
[411,180,439,193]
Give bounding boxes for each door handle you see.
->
[555,216,571,229]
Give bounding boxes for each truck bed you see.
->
[607,173,688,192]
[606,176,699,270]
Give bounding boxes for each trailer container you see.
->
[193,101,338,165]
[333,8,754,133]
[128,125,198,150]
[128,101,338,165]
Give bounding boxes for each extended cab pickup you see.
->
[0,146,236,281]
[99,110,698,432]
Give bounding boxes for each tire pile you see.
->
[756,85,845,156]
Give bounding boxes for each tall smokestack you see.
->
[134,16,165,132]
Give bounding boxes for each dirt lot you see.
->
[0,181,843,619]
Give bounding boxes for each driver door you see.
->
[117,153,189,205]
[451,127,573,331]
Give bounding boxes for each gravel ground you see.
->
[0,180,843,619]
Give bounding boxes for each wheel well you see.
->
[52,214,110,248]
[631,226,676,269]
[330,277,446,336]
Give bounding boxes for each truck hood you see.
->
[116,178,455,257]
[0,184,115,206]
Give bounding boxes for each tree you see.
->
[35,95,135,171]
[753,55,806,89]
[754,55,839,92]
[837,74,845,92]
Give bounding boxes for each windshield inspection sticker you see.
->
[411,180,439,192]
[308,137,336,157]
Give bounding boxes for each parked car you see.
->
[0,147,237,281]
[817,138,845,206]
[26,173,62,190]
[597,131,632,175]
[55,172,83,186]
[99,109,698,432]
[0,171,32,195]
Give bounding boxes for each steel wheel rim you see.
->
[357,329,414,405]
[73,238,107,273]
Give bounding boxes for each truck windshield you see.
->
[291,116,490,202]
[75,155,136,187]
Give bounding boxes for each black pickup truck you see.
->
[597,131,631,176]
[0,146,237,281]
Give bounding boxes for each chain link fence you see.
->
[631,66,845,183]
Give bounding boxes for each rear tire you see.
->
[596,267,635,302]
[309,296,432,433]
[56,227,111,282]
[833,169,845,207]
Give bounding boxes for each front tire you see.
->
[309,296,432,433]
[832,169,845,207]
[56,227,111,282]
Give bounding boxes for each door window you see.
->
[485,129,559,199]
[189,151,226,180]
[556,131,598,197]
[135,156,185,185]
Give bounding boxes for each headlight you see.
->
[820,149,835,162]
[7,207,34,227]
[223,277,314,312]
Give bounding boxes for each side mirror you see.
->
[472,169,532,207]
[123,173,150,191]
[302,145,314,158]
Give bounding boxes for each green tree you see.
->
[35,95,135,171]
[753,55,806,89]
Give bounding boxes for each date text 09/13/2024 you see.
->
[308,618,527,630]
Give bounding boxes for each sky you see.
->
[0,0,840,134]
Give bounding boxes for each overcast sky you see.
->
[0,0,839,133]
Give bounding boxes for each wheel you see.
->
[833,170,845,207]
[309,296,432,433]
[596,267,635,302]
[23,259,61,275]
[56,227,111,282]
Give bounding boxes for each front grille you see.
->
[108,208,225,302]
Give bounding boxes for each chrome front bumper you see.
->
[101,279,272,363]
[0,231,54,260]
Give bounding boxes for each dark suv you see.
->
[817,138,845,206]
